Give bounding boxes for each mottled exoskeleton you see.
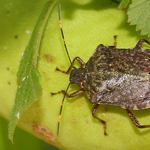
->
[52,5,150,136]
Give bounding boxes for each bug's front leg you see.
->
[92,104,108,135]
[51,88,85,98]
[126,109,150,129]
[134,39,150,50]
[56,56,85,74]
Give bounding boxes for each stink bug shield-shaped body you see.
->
[66,40,150,135]
[53,5,150,136]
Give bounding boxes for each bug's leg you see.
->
[56,56,85,74]
[108,35,117,49]
[92,104,108,135]
[134,39,150,50]
[51,89,85,98]
[113,35,117,48]
[126,109,150,128]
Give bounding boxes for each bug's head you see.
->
[70,68,87,87]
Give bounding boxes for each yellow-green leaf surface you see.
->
[1,0,150,149]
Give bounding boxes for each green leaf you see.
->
[8,0,56,142]
[127,0,150,37]
[118,0,130,9]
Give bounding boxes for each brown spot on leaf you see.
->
[14,35,18,39]
[43,54,55,62]
[43,71,51,81]
[8,82,11,85]
[32,122,58,147]
[72,119,77,123]
[7,67,9,70]
[102,107,109,119]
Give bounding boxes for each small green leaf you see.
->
[118,0,130,9]
[127,0,150,37]
[8,0,56,142]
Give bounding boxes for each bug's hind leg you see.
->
[108,35,117,49]
[113,35,117,48]
[92,104,108,135]
[126,109,150,128]
[134,39,150,50]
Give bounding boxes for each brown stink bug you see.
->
[52,5,150,136]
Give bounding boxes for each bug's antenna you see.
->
[57,83,70,136]
[58,4,72,64]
